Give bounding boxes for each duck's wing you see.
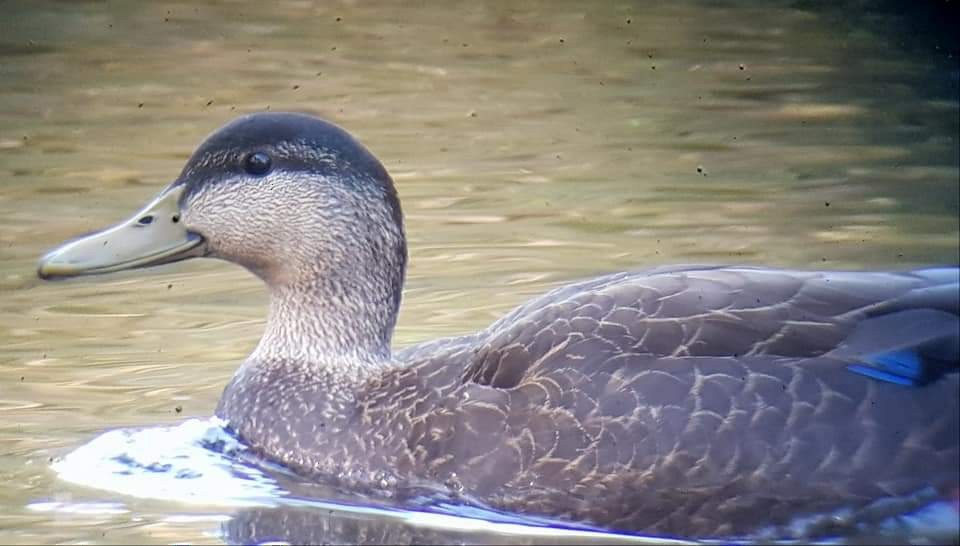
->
[468,266,959,387]
[393,266,959,537]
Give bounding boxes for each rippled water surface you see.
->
[1,1,957,544]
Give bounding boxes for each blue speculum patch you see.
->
[847,349,925,386]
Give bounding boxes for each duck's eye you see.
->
[243,151,272,176]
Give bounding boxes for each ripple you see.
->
[51,418,282,508]
[42,418,689,544]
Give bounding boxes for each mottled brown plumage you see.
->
[38,113,959,541]
[219,265,959,539]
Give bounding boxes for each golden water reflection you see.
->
[0,0,957,543]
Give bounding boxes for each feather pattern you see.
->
[220,266,959,538]
[39,113,957,540]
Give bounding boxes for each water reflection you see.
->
[1,0,957,544]
[223,506,689,545]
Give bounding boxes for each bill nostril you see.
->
[138,215,155,225]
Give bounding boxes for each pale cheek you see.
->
[185,209,282,275]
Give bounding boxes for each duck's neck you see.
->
[249,278,400,380]
[241,181,408,382]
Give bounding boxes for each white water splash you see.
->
[47,417,282,508]
[29,418,957,545]
[30,418,681,544]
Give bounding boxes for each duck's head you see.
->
[38,113,407,344]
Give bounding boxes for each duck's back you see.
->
[383,266,959,537]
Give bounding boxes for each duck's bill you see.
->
[37,185,206,280]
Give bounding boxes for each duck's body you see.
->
[39,113,959,540]
[219,265,959,537]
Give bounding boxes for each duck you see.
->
[38,112,959,540]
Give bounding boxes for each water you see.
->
[1,0,957,544]
[32,417,683,544]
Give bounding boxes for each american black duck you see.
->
[38,113,959,540]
